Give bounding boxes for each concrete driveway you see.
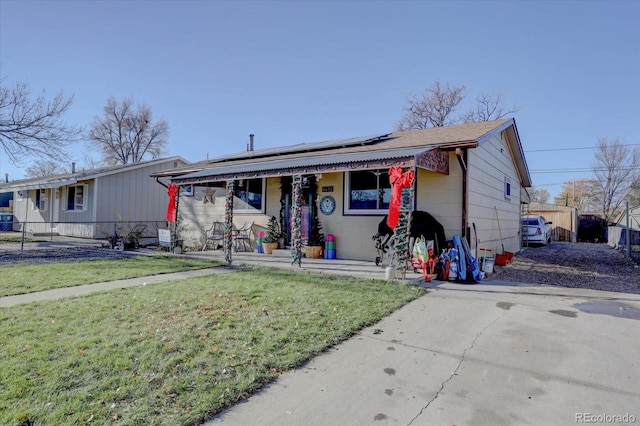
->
[206,280,640,425]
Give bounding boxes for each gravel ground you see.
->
[492,242,640,294]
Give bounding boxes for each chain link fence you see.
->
[0,219,170,252]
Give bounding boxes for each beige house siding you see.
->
[321,172,380,261]
[175,186,225,248]
[57,182,94,237]
[309,166,463,262]
[12,190,48,232]
[95,162,180,224]
[468,131,522,255]
[17,184,96,237]
[8,158,187,240]
[415,154,463,242]
[177,180,272,250]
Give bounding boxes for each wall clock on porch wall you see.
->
[319,195,336,215]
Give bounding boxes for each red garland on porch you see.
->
[386,166,414,230]
[166,182,178,222]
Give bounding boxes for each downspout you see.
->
[155,177,169,189]
[455,148,468,239]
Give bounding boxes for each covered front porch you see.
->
[184,244,430,283]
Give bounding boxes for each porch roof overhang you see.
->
[0,178,78,192]
[171,144,468,185]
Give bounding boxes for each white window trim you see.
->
[504,177,512,201]
[343,170,391,216]
[34,189,48,211]
[235,178,266,214]
[66,184,88,212]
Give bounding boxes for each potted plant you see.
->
[262,216,280,255]
[304,214,325,258]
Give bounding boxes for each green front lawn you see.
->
[0,255,220,297]
[0,267,425,425]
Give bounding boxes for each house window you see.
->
[235,178,264,212]
[67,185,85,211]
[345,170,392,214]
[35,189,47,211]
[504,177,512,201]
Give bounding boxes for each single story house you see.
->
[0,157,188,239]
[153,118,531,261]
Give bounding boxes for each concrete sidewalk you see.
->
[205,281,640,426]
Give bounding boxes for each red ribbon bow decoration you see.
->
[166,182,179,222]
[386,166,414,230]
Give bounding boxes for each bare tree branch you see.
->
[88,97,168,164]
[0,78,81,165]
[461,91,520,123]
[25,159,70,178]
[396,80,466,131]
[592,138,640,223]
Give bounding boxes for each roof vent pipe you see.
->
[72,162,76,173]
[247,134,254,152]
[4,173,8,183]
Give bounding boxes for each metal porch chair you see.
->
[233,222,254,252]
[203,221,225,251]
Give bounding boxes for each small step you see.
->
[270,248,290,257]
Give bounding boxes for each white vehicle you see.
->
[521,215,552,246]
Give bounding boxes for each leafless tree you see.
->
[396,80,466,130]
[528,186,550,204]
[25,160,70,178]
[461,92,520,123]
[88,97,168,164]
[0,78,81,165]
[628,179,640,209]
[78,152,107,170]
[592,138,640,223]
[553,178,599,212]
[397,81,519,131]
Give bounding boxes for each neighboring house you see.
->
[154,119,531,261]
[614,205,640,230]
[523,201,578,242]
[0,157,188,239]
[609,205,640,247]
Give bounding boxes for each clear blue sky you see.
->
[1,0,639,200]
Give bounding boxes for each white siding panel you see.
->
[177,186,227,249]
[468,132,522,254]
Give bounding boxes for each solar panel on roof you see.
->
[207,134,390,163]
[174,146,428,182]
